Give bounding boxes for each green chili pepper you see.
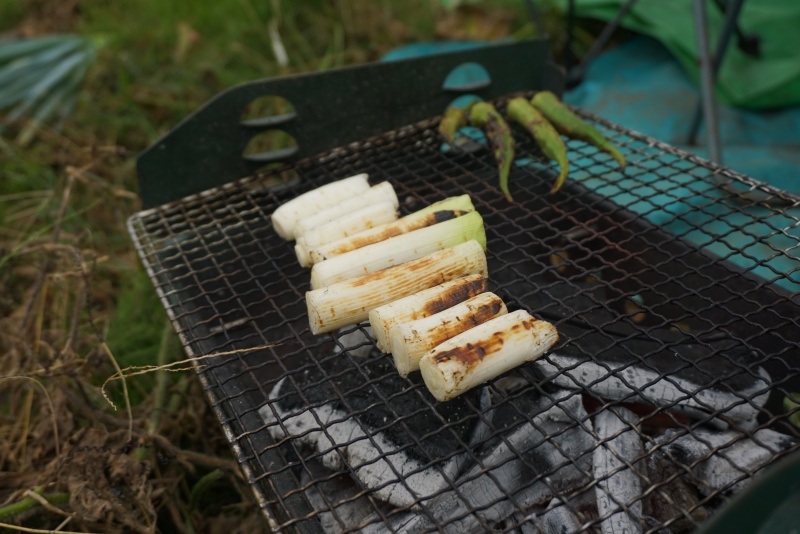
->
[507,97,570,194]
[468,102,515,202]
[438,106,469,145]
[531,91,626,170]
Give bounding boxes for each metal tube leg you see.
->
[568,0,641,86]
[692,0,722,164]
[565,0,577,74]
[687,0,747,145]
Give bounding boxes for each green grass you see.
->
[0,3,25,31]
[105,265,179,404]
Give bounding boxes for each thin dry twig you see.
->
[53,516,73,532]
[56,382,242,478]
[66,163,137,200]
[8,389,34,467]
[99,342,134,443]
[18,172,74,336]
[0,376,61,457]
[22,491,72,519]
[62,228,136,445]
[100,344,279,409]
[0,521,92,534]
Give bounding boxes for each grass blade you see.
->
[0,35,96,144]
[0,34,78,65]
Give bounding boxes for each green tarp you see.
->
[559,0,800,109]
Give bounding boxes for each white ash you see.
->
[650,427,797,497]
[523,497,585,534]
[370,389,595,533]
[534,353,771,428]
[299,458,380,533]
[593,406,644,534]
[258,343,790,534]
[261,378,465,508]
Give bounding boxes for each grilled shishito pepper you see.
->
[438,106,469,145]
[531,91,626,171]
[506,97,570,194]
[468,102,515,202]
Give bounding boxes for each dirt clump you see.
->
[60,428,155,533]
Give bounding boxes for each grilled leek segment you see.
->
[309,210,486,289]
[389,292,507,377]
[419,310,558,401]
[306,240,487,335]
[295,201,398,267]
[271,173,369,240]
[294,181,398,239]
[303,194,476,266]
[368,274,488,353]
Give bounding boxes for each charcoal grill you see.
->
[128,40,800,533]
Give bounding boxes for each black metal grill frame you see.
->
[129,46,800,534]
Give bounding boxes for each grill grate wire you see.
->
[129,104,800,533]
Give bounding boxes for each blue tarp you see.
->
[562,37,800,294]
[550,0,800,110]
[383,38,800,294]
[564,36,800,195]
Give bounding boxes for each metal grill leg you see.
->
[687,0,748,147]
[566,0,641,87]
[693,0,723,164]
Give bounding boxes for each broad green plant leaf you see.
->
[0,34,98,145]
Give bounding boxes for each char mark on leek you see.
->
[302,194,475,266]
[295,201,398,267]
[306,240,488,335]
[388,292,508,377]
[368,274,489,353]
[420,310,558,402]
[309,210,486,289]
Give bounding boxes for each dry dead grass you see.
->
[0,1,564,530]
[0,137,269,532]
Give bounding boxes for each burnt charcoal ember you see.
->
[528,497,586,534]
[299,458,382,533]
[533,352,771,429]
[461,386,494,464]
[259,352,483,507]
[508,489,600,533]
[497,512,536,534]
[649,427,797,497]
[593,406,644,534]
[378,389,594,533]
[645,450,709,533]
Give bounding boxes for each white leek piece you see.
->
[369,274,488,353]
[294,182,398,239]
[305,195,476,265]
[420,310,558,401]
[306,240,487,335]
[389,292,507,377]
[310,210,486,289]
[295,201,398,267]
[271,173,369,240]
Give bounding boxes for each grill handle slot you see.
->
[136,38,563,208]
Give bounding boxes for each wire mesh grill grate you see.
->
[129,104,800,533]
